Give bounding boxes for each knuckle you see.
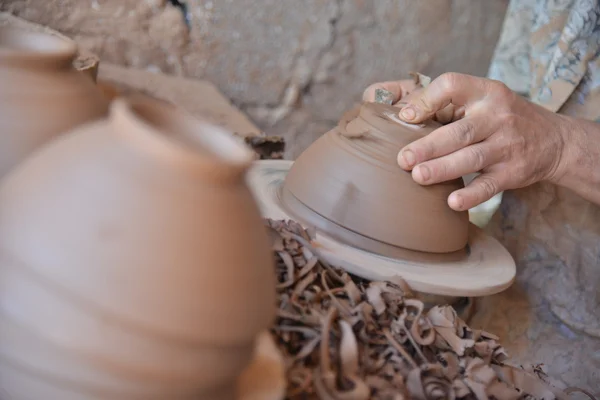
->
[500,113,520,132]
[416,72,461,113]
[438,72,461,93]
[498,137,515,160]
[513,161,530,182]
[488,79,508,91]
[467,146,487,170]
[416,96,435,114]
[510,135,527,154]
[488,79,515,102]
[478,176,500,199]
[448,121,475,146]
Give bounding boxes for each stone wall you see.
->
[1,0,509,158]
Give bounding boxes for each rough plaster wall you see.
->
[1,0,509,158]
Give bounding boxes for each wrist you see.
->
[548,115,596,191]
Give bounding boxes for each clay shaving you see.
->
[374,89,395,105]
[266,219,582,400]
[409,72,432,89]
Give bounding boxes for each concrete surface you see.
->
[470,182,600,395]
[98,62,262,137]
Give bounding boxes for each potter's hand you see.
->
[395,72,570,211]
[362,80,420,105]
[362,79,463,124]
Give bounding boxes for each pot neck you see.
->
[0,27,77,69]
[110,96,255,183]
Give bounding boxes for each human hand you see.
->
[362,79,420,105]
[362,79,464,124]
[390,73,570,211]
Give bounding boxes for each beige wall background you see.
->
[2,0,509,158]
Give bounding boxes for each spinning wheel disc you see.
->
[247,160,516,297]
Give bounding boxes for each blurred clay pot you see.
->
[0,26,108,180]
[0,96,276,399]
[282,102,469,256]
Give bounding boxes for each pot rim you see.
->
[0,26,77,67]
[111,96,256,181]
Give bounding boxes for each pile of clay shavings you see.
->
[265,218,590,400]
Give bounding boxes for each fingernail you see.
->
[401,149,415,168]
[449,192,464,210]
[416,165,430,182]
[400,106,416,120]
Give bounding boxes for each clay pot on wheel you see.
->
[0,96,276,399]
[248,102,516,297]
[283,102,469,257]
[0,25,108,180]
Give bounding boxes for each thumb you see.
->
[397,72,490,124]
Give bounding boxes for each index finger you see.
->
[397,73,491,124]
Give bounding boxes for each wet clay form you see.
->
[0,96,276,399]
[248,102,516,297]
[0,25,109,180]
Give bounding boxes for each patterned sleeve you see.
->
[487,0,600,121]
[486,0,536,98]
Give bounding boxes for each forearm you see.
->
[552,115,600,206]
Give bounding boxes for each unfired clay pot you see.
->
[0,25,108,180]
[282,102,469,257]
[248,102,516,297]
[0,96,276,399]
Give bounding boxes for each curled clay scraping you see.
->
[409,72,432,88]
[266,219,576,399]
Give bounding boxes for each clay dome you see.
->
[280,102,469,257]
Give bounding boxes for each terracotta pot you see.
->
[282,102,469,256]
[0,96,276,399]
[0,26,108,180]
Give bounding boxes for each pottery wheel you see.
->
[247,160,516,297]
